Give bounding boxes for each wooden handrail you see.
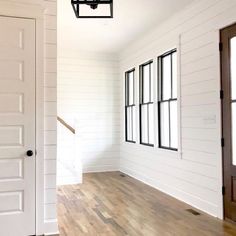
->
[57,116,75,134]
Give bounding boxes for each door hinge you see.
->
[222,186,225,195]
[220,90,224,99]
[221,138,225,147]
[219,42,223,51]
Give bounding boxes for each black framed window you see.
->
[125,69,136,143]
[139,61,154,146]
[158,49,178,151]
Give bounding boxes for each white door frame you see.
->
[0,2,45,235]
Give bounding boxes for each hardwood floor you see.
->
[57,172,236,236]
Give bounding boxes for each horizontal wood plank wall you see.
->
[119,0,236,219]
[43,0,58,234]
[58,50,120,173]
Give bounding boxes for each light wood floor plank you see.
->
[57,172,236,236]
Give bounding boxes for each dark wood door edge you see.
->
[220,23,236,221]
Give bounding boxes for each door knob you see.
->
[26,150,34,157]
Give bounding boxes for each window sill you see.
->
[125,140,136,144]
[140,142,154,147]
[159,146,178,152]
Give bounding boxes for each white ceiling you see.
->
[58,0,195,54]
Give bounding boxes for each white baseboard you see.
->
[44,219,59,236]
[83,165,119,173]
[120,166,222,219]
[57,176,82,186]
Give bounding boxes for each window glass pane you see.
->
[172,52,177,99]
[232,103,236,165]
[130,106,133,141]
[141,105,148,143]
[150,63,153,102]
[162,55,171,100]
[125,78,128,106]
[231,37,236,100]
[160,102,169,147]
[148,104,154,144]
[170,101,178,149]
[128,72,134,105]
[132,106,136,141]
[143,64,150,103]
[127,106,135,141]
[127,107,132,141]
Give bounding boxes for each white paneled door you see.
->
[0,16,36,236]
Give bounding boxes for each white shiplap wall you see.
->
[43,0,57,234]
[2,0,58,234]
[58,50,120,173]
[119,0,236,219]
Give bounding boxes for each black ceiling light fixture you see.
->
[71,0,113,18]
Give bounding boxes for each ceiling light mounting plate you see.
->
[71,0,113,18]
